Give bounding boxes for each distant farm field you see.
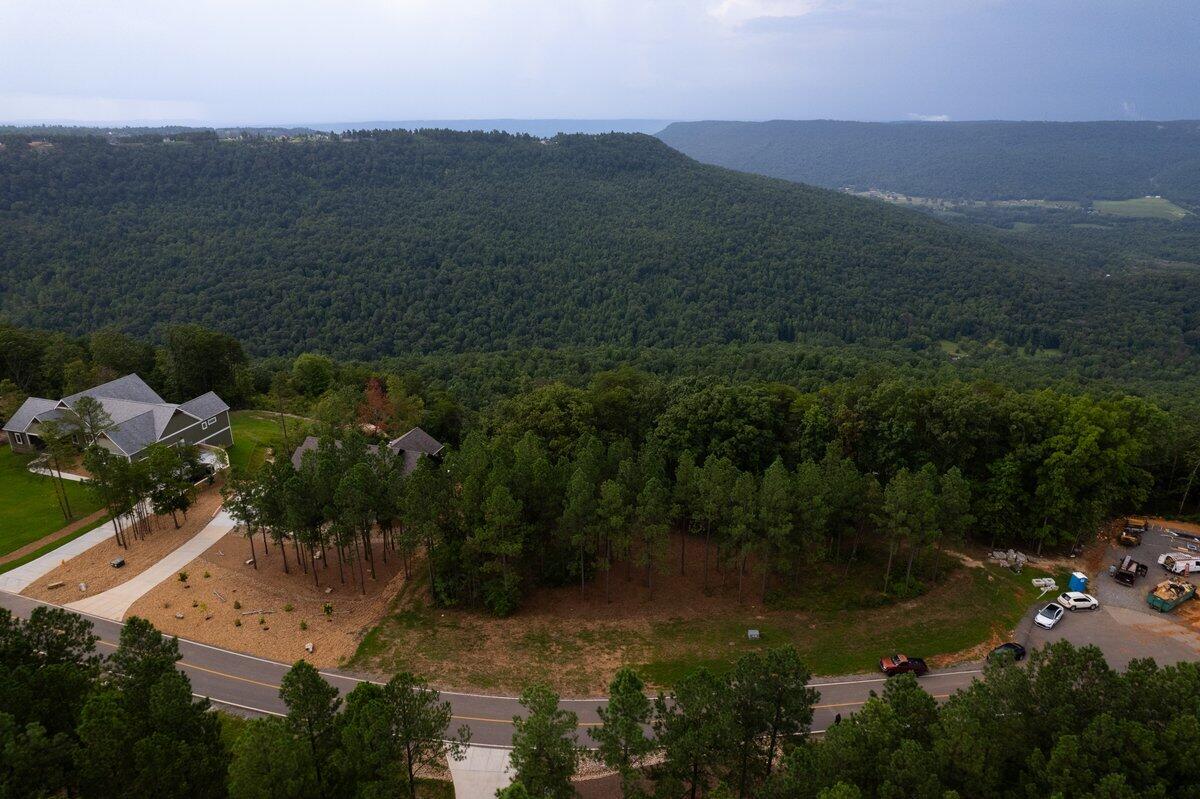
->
[1093,197,1190,220]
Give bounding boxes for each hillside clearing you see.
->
[1093,197,1190,220]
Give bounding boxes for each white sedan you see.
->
[1034,603,1065,629]
[1057,591,1100,611]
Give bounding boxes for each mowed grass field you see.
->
[351,543,1043,695]
[0,446,104,557]
[226,410,312,475]
[1093,197,1190,220]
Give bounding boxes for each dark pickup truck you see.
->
[1111,555,1150,586]
[880,654,929,677]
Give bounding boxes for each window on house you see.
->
[13,433,23,444]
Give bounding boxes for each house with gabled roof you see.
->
[290,426,444,474]
[3,374,232,460]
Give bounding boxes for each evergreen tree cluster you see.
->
[229,365,1185,617]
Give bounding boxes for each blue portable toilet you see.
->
[1069,571,1088,592]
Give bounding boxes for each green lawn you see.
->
[226,411,312,476]
[0,514,112,575]
[1093,197,1190,220]
[0,446,104,558]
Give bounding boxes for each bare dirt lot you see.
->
[128,530,409,667]
[22,484,224,602]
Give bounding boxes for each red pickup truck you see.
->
[880,654,929,677]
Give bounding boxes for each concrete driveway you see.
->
[66,511,236,621]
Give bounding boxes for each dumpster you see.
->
[1068,571,1088,592]
[1147,578,1196,613]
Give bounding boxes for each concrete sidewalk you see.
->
[67,510,236,621]
[448,745,513,799]
[0,520,114,594]
[28,466,87,482]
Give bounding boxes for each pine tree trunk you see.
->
[55,462,73,519]
[248,532,257,570]
[363,530,376,580]
[426,535,437,597]
[883,537,896,592]
[761,554,769,603]
[353,535,366,594]
[680,524,687,575]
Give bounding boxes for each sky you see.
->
[1,0,1198,126]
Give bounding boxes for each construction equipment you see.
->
[1119,517,1147,547]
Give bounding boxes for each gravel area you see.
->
[21,486,224,602]
[127,529,407,667]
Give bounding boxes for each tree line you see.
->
[221,361,1183,617]
[4,608,1199,799]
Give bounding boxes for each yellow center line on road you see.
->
[97,638,952,725]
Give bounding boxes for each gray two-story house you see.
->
[3,374,232,461]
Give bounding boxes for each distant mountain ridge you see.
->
[1,119,673,139]
[658,119,1200,203]
[0,128,1196,364]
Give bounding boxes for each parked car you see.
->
[1056,591,1099,611]
[988,642,1027,664]
[1158,553,1200,575]
[879,654,929,677]
[1034,603,1065,629]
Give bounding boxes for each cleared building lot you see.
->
[1021,526,1200,667]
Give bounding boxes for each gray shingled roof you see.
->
[3,397,59,432]
[290,435,322,470]
[4,374,227,458]
[388,427,444,457]
[180,392,230,420]
[290,427,444,475]
[63,373,164,405]
[104,410,158,456]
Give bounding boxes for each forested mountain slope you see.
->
[0,129,1196,362]
[657,120,1200,202]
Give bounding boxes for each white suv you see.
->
[1057,591,1099,611]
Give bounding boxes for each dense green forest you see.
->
[6,322,1198,617]
[657,119,1200,203]
[2,129,1198,367]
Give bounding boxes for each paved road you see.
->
[6,530,1198,747]
[0,590,986,746]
